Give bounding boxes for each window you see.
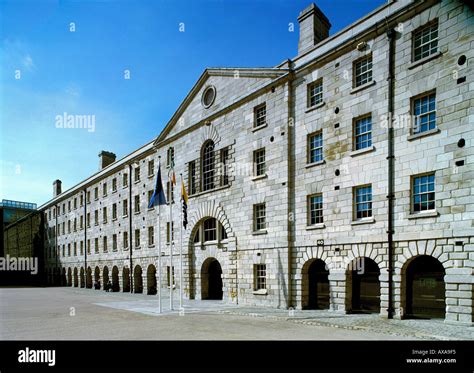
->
[202,85,216,108]
[189,161,197,195]
[413,21,438,62]
[62,222,65,234]
[112,178,117,192]
[74,198,77,209]
[87,239,91,255]
[134,166,140,182]
[167,266,175,286]
[80,194,83,206]
[412,92,436,135]
[134,195,140,213]
[62,245,65,257]
[412,173,435,213]
[68,220,71,233]
[254,148,266,176]
[73,242,77,256]
[123,173,128,187]
[112,234,117,252]
[148,226,154,246]
[67,243,71,256]
[308,131,323,163]
[123,231,129,249]
[123,199,128,217]
[167,147,174,168]
[167,181,175,203]
[48,210,51,221]
[62,204,65,214]
[254,103,266,128]
[220,147,229,186]
[220,224,228,241]
[201,141,215,191]
[80,215,83,229]
[80,241,83,255]
[73,218,77,232]
[102,207,107,223]
[254,203,266,231]
[308,194,323,225]
[148,190,154,208]
[134,229,140,248]
[112,203,117,220]
[203,218,217,242]
[94,238,99,253]
[354,115,372,150]
[94,210,98,225]
[86,191,91,203]
[68,201,71,212]
[148,159,154,177]
[103,236,108,253]
[254,264,267,291]
[354,185,372,220]
[308,79,323,107]
[87,213,90,227]
[94,187,98,200]
[353,55,372,87]
[166,222,174,243]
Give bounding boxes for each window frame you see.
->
[353,184,373,220]
[353,54,373,88]
[254,264,267,291]
[411,172,436,214]
[308,193,324,225]
[307,78,323,108]
[412,20,439,62]
[307,130,324,164]
[254,103,267,129]
[353,114,372,151]
[411,90,436,135]
[253,203,266,232]
[253,148,266,177]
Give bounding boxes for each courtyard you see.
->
[1,287,473,340]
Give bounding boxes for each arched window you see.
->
[203,218,217,242]
[193,219,227,244]
[201,141,215,191]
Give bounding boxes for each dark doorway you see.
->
[112,266,120,292]
[134,265,143,294]
[94,267,101,289]
[73,268,78,287]
[406,255,445,319]
[307,259,330,310]
[147,264,157,295]
[86,267,92,288]
[202,258,223,300]
[123,268,130,293]
[67,268,72,287]
[80,267,85,288]
[351,258,380,313]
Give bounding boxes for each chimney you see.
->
[53,179,62,197]
[99,151,116,170]
[297,3,331,55]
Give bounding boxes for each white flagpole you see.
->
[169,168,174,311]
[158,157,162,314]
[179,173,183,310]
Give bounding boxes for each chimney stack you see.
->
[297,3,331,55]
[53,179,62,197]
[99,151,116,170]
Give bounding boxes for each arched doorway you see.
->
[86,267,92,288]
[134,265,143,294]
[80,267,85,288]
[348,257,380,313]
[112,266,120,292]
[123,268,130,292]
[201,258,223,300]
[61,268,67,286]
[94,266,101,289]
[147,264,157,295]
[67,268,72,287]
[302,259,330,310]
[406,255,445,319]
[103,266,109,290]
[73,268,78,287]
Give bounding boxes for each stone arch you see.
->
[123,267,130,293]
[199,122,221,146]
[134,265,143,294]
[345,257,381,314]
[73,267,78,287]
[80,267,85,288]
[94,266,101,289]
[103,266,110,290]
[112,266,120,292]
[201,257,223,300]
[86,267,93,288]
[188,201,234,245]
[147,264,157,295]
[67,267,72,287]
[301,258,330,310]
[61,268,67,286]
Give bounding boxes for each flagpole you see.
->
[158,157,162,314]
[169,168,174,311]
[179,173,183,310]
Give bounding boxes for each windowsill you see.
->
[306,223,325,230]
[252,230,267,236]
[408,51,442,70]
[122,215,128,218]
[407,210,439,219]
[135,246,141,250]
[407,128,440,141]
[305,159,325,169]
[123,247,129,251]
[112,218,117,222]
[148,174,154,179]
[103,194,107,198]
[123,186,128,189]
[94,223,99,226]
[134,211,140,215]
[188,184,231,199]
[103,221,107,224]
[251,174,267,181]
[252,123,268,132]
[349,145,375,157]
[351,217,375,225]
[148,207,155,211]
[203,240,218,246]
[134,180,140,184]
[112,189,117,194]
[253,289,268,295]
[148,244,155,248]
[305,101,326,113]
[350,80,376,94]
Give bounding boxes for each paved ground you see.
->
[0,287,472,340]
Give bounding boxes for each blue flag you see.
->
[148,163,167,208]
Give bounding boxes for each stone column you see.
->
[328,270,346,313]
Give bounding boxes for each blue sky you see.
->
[0,0,385,206]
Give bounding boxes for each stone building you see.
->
[39,0,473,324]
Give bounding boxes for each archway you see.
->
[147,264,157,295]
[61,268,67,286]
[103,266,109,290]
[67,268,72,287]
[347,257,380,313]
[73,268,78,287]
[201,258,223,300]
[86,267,92,288]
[94,266,101,289]
[80,267,85,288]
[134,265,143,294]
[123,267,130,292]
[406,255,445,319]
[112,266,120,292]
[302,259,329,310]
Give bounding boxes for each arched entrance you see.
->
[348,257,380,313]
[103,266,109,289]
[86,267,92,288]
[112,266,120,292]
[302,259,330,310]
[134,265,143,294]
[94,266,101,289]
[67,268,72,287]
[80,267,85,288]
[406,255,445,319]
[61,268,67,286]
[147,264,157,295]
[201,258,223,300]
[73,268,78,287]
[123,268,130,292]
